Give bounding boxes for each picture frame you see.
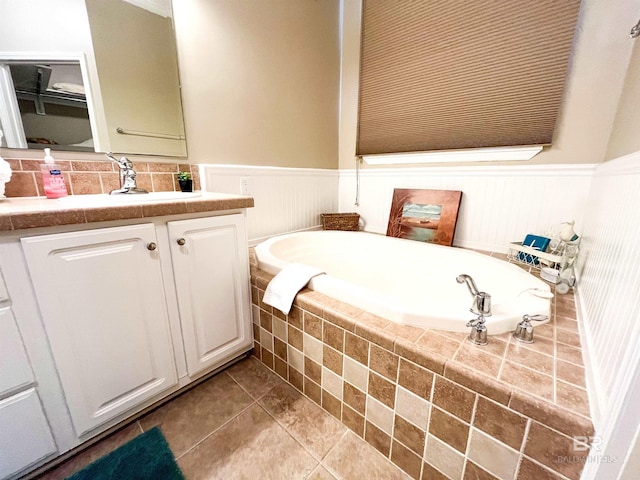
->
[386,188,463,246]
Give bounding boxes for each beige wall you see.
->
[3,0,637,170]
[172,0,340,168]
[338,0,638,169]
[605,40,640,160]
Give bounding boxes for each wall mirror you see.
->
[0,0,187,157]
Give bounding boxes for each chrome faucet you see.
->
[456,274,491,345]
[105,153,148,194]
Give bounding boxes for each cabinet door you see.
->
[0,307,34,396]
[0,388,57,479]
[21,224,177,436]
[0,270,8,303]
[168,215,252,376]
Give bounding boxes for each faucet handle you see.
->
[513,314,549,343]
[471,292,492,317]
[467,317,488,345]
[105,152,132,168]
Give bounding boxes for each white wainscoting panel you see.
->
[576,151,640,480]
[339,164,595,252]
[201,165,339,244]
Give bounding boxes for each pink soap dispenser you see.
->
[40,148,68,199]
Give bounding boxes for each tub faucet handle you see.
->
[457,274,491,317]
[513,314,549,343]
[467,315,488,346]
[472,292,492,317]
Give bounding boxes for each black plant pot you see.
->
[178,179,193,192]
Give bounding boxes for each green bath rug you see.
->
[67,427,184,480]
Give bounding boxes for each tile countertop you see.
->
[0,192,254,232]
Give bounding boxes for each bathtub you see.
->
[255,230,552,335]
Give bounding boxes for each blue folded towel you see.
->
[519,234,550,265]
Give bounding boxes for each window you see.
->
[356,0,582,158]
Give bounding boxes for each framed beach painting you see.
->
[386,188,463,246]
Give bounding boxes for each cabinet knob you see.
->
[177,238,186,246]
[147,242,157,251]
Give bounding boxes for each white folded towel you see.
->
[263,263,325,315]
[51,82,86,95]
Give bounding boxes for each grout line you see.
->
[519,445,574,480]
[175,363,279,460]
[496,332,511,382]
[254,399,325,466]
[302,463,328,480]
[513,420,531,480]
[461,396,480,478]
[553,297,558,405]
[318,431,350,480]
[175,397,257,460]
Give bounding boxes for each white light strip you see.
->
[362,145,544,164]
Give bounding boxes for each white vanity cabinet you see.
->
[0,283,57,479]
[0,194,254,479]
[14,212,252,447]
[21,223,179,436]
[168,214,252,376]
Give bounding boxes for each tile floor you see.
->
[36,357,410,480]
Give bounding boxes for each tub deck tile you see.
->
[356,315,395,351]
[415,331,462,359]
[506,343,555,376]
[499,362,555,401]
[555,380,591,418]
[296,289,326,317]
[453,345,503,379]
[394,338,447,376]
[443,361,512,406]
[324,307,358,333]
[508,390,594,438]
[383,323,424,343]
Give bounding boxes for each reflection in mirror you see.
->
[7,61,93,151]
[85,0,187,157]
[0,0,187,157]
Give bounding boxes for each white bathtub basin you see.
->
[255,230,551,335]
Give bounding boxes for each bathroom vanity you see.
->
[0,193,254,479]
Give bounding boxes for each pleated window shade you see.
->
[356,0,582,156]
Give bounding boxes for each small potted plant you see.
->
[177,171,193,192]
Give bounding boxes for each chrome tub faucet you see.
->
[456,274,491,345]
[105,153,148,194]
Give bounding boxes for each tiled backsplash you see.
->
[250,264,592,480]
[3,158,200,197]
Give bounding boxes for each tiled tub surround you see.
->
[2,157,201,198]
[250,267,593,480]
